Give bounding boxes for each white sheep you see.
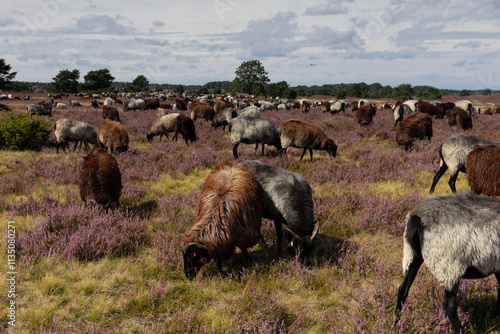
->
[146,113,179,142]
[54,118,98,153]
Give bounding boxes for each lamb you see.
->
[355,105,373,126]
[191,104,215,122]
[429,134,500,193]
[212,107,237,131]
[330,100,346,115]
[26,104,51,116]
[53,118,98,153]
[146,113,179,142]
[465,144,500,197]
[395,191,500,334]
[279,119,337,161]
[79,148,122,210]
[237,160,319,263]
[123,98,145,112]
[395,112,433,150]
[393,100,414,127]
[447,107,472,130]
[172,114,197,144]
[228,117,281,159]
[97,119,129,153]
[181,159,263,279]
[301,101,310,113]
[102,105,120,122]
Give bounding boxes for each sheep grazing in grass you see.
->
[174,98,187,111]
[173,114,197,144]
[280,119,337,161]
[237,160,319,264]
[301,101,310,113]
[91,100,104,109]
[454,100,472,114]
[429,134,500,194]
[181,159,263,280]
[146,113,179,142]
[102,105,120,122]
[465,144,500,197]
[191,104,215,123]
[415,99,443,118]
[393,100,414,127]
[436,102,455,117]
[214,99,233,113]
[358,99,376,116]
[26,104,51,116]
[355,105,373,126]
[212,107,237,131]
[322,101,331,113]
[330,100,346,115]
[123,98,145,112]
[53,118,98,154]
[228,117,281,159]
[79,148,122,210]
[395,112,433,150]
[97,119,129,153]
[142,99,160,111]
[154,107,169,120]
[447,107,472,130]
[395,191,500,334]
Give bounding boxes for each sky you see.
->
[1,0,500,90]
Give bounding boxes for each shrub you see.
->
[0,111,50,150]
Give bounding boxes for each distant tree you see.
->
[233,60,270,94]
[458,89,469,96]
[129,75,149,92]
[213,87,222,94]
[52,69,80,93]
[173,84,185,94]
[4,81,32,93]
[81,69,114,92]
[321,87,332,96]
[266,81,288,98]
[197,87,209,94]
[334,87,347,99]
[282,88,297,99]
[392,84,414,100]
[0,58,17,90]
[416,86,442,100]
[481,88,492,95]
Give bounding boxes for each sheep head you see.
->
[182,242,211,280]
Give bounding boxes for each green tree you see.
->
[173,84,184,94]
[282,88,297,99]
[213,87,222,94]
[392,84,414,100]
[129,75,149,92]
[481,88,492,95]
[233,60,270,94]
[81,69,115,92]
[266,81,289,98]
[52,69,80,93]
[416,86,442,99]
[0,58,17,90]
[458,89,469,96]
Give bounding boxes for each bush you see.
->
[0,111,50,150]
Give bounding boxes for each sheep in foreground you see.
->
[191,104,215,122]
[181,159,263,280]
[322,101,331,113]
[465,144,500,197]
[237,160,319,263]
[358,99,376,115]
[395,191,500,334]
[447,107,472,130]
[355,105,373,126]
[429,134,500,193]
[97,119,129,153]
[102,105,120,122]
[395,112,432,150]
[142,99,160,111]
[280,119,337,161]
[228,117,281,159]
[214,99,233,113]
[146,113,179,142]
[174,98,187,111]
[53,118,98,154]
[173,114,197,144]
[79,148,122,210]
[212,107,237,131]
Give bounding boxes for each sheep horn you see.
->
[282,225,303,242]
[311,221,320,241]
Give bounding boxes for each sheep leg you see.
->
[254,143,259,151]
[241,248,252,267]
[159,134,162,142]
[172,132,178,142]
[232,143,239,159]
[429,163,448,194]
[493,272,500,319]
[442,282,463,334]
[72,141,79,152]
[395,257,424,326]
[309,149,314,161]
[448,172,459,193]
[261,143,265,155]
[300,148,307,160]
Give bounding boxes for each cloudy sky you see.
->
[2,0,500,89]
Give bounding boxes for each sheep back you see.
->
[448,107,472,130]
[174,114,197,144]
[97,119,129,153]
[191,104,215,122]
[465,144,500,197]
[395,112,432,148]
[102,105,120,122]
[355,105,373,125]
[280,119,337,156]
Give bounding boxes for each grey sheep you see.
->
[237,106,261,119]
[395,191,500,334]
[228,117,281,159]
[212,107,237,131]
[123,98,145,112]
[429,134,500,193]
[146,113,179,142]
[26,104,51,116]
[53,118,98,154]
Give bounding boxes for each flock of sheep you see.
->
[21,92,500,333]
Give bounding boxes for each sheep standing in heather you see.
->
[415,99,443,118]
[237,160,319,263]
[191,104,215,123]
[181,159,263,280]
[174,98,187,111]
[154,107,169,119]
[123,98,145,112]
[465,144,500,197]
[79,148,122,210]
[395,112,433,150]
[395,191,500,334]
[301,101,310,113]
[280,119,337,161]
[358,99,376,115]
[172,114,197,144]
[142,99,160,111]
[212,107,237,131]
[97,119,129,153]
[228,117,281,159]
[237,106,261,119]
[447,107,473,130]
[355,105,373,126]
[330,100,346,115]
[322,101,331,113]
[454,100,472,114]
[102,105,120,122]
[429,134,500,193]
[146,113,179,142]
[436,102,456,117]
[393,100,414,127]
[214,99,233,113]
[53,118,98,153]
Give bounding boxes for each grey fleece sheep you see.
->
[429,134,500,193]
[237,106,261,119]
[228,117,281,159]
[395,191,500,334]
[146,113,179,142]
[26,104,51,116]
[212,107,237,131]
[53,118,98,153]
[237,160,319,263]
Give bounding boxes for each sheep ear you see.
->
[282,226,303,242]
[311,221,320,240]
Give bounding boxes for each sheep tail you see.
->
[402,214,422,274]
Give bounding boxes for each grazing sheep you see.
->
[237,106,261,119]
[91,100,104,109]
[69,100,81,107]
[142,99,160,111]
[415,99,442,118]
[395,191,500,334]
[38,99,54,113]
[429,134,500,193]
[214,99,233,113]
[358,99,376,115]
[280,119,337,161]
[212,107,237,131]
[395,112,433,150]
[123,98,145,112]
[237,160,319,262]
[56,102,67,109]
[103,97,115,106]
[228,117,281,159]
[181,159,263,279]
[322,101,331,113]
[53,118,98,154]
[146,113,179,142]
[447,107,472,130]
[191,104,215,122]
[97,119,129,153]
[454,100,472,114]
[26,104,51,116]
[102,105,120,122]
[154,107,169,119]
[174,98,187,111]
[301,101,311,113]
[436,102,456,117]
[330,100,346,115]
[465,144,500,197]
[355,105,373,126]
[79,148,122,210]
[259,101,277,111]
[173,114,197,144]
[393,100,414,127]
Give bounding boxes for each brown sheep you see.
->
[102,105,120,122]
[181,159,263,279]
[154,107,169,120]
[97,119,129,153]
[301,101,311,113]
[436,102,455,117]
[173,114,197,144]
[174,98,187,110]
[280,119,337,161]
[79,148,122,209]
[214,100,233,113]
[355,105,373,126]
[322,101,331,113]
[191,104,215,122]
[142,99,160,111]
[158,102,173,110]
[448,107,472,130]
[465,144,500,197]
[91,100,104,109]
[395,112,433,150]
[415,100,443,118]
